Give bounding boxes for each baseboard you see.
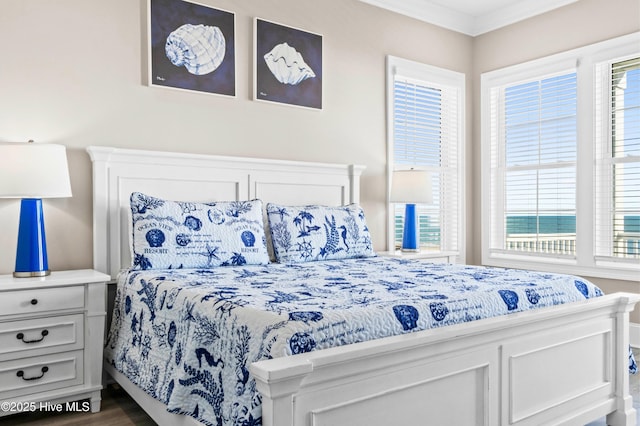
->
[631,322,640,348]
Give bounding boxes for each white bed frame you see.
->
[88,146,639,426]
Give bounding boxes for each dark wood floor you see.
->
[0,385,156,426]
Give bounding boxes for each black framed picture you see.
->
[254,18,323,110]
[148,0,235,97]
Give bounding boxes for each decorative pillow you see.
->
[266,203,375,263]
[130,192,269,270]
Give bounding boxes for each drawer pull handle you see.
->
[30,299,38,305]
[16,329,49,343]
[16,366,49,381]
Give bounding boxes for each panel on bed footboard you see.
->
[256,346,500,426]
[307,349,496,426]
[502,318,614,425]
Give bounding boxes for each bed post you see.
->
[86,146,114,278]
[606,296,638,426]
[348,165,365,204]
[251,360,313,426]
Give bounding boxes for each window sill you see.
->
[482,251,640,282]
[379,250,457,263]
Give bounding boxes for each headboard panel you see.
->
[87,146,365,279]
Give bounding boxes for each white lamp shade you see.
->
[390,169,433,204]
[0,142,72,198]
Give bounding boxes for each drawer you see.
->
[0,286,84,317]
[0,350,84,399]
[0,314,84,361]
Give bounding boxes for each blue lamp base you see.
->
[14,198,50,278]
[401,203,419,252]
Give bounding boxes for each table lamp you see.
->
[390,169,432,252]
[0,141,72,277]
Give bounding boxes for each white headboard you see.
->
[87,146,365,279]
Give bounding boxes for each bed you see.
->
[88,146,639,426]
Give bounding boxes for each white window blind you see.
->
[595,56,640,261]
[387,56,464,257]
[393,78,443,250]
[489,71,577,257]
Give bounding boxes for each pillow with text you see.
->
[130,192,269,270]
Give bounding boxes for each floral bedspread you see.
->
[104,257,609,426]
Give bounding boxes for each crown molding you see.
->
[359,0,579,36]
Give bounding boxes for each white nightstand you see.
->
[378,250,457,263]
[0,270,110,417]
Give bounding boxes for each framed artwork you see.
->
[254,18,323,110]
[148,0,235,97]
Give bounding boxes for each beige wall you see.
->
[471,0,640,319]
[0,0,472,274]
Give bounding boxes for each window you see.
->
[481,32,640,280]
[386,56,465,260]
[595,56,640,262]
[489,70,577,257]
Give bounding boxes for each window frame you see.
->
[595,56,640,264]
[386,55,465,261]
[481,32,640,281]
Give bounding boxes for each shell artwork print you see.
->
[255,18,322,109]
[149,0,235,96]
[263,42,316,85]
[165,23,226,75]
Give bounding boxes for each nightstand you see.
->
[0,270,110,417]
[378,250,457,263]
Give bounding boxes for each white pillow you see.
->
[130,192,269,270]
[266,203,375,263]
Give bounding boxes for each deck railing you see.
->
[505,233,576,255]
[614,232,640,257]
[506,232,640,258]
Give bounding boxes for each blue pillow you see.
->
[130,193,269,270]
[266,203,375,263]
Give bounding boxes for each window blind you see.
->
[392,75,460,252]
[490,71,577,256]
[595,56,640,260]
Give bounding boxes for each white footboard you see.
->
[251,293,639,426]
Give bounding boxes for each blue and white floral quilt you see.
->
[104,257,609,426]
